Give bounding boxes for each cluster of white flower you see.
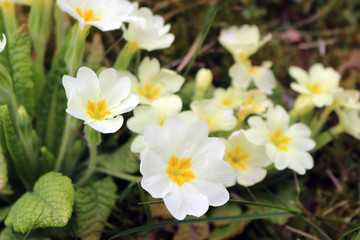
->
[55,0,359,222]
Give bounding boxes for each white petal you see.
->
[163,185,209,220]
[75,67,101,102]
[266,144,289,170]
[267,105,290,131]
[99,68,131,107]
[87,116,124,133]
[192,137,225,164]
[141,174,171,199]
[312,94,333,107]
[130,135,147,157]
[236,166,267,186]
[144,122,172,160]
[191,180,229,206]
[289,66,309,85]
[162,115,190,157]
[108,94,139,117]
[194,160,235,186]
[66,91,88,121]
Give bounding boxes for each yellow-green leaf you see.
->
[5,172,74,234]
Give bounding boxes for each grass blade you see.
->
[110,212,293,239]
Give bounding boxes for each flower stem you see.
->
[77,140,97,186]
[96,167,142,182]
[114,41,139,70]
[54,114,72,172]
[1,1,18,38]
[310,105,334,138]
[77,125,101,186]
[312,124,344,152]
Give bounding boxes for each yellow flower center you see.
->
[244,97,260,111]
[158,117,166,126]
[249,66,257,74]
[86,100,112,121]
[137,82,161,101]
[270,128,291,152]
[306,82,322,94]
[221,98,234,107]
[238,52,249,64]
[2,0,14,11]
[203,118,218,129]
[76,8,101,22]
[166,155,195,187]
[225,146,250,170]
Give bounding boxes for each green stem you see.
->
[1,1,18,38]
[114,41,139,70]
[54,114,72,171]
[310,105,334,138]
[312,125,344,152]
[77,141,97,186]
[96,167,142,182]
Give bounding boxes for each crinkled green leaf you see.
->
[5,172,75,234]
[35,34,69,155]
[0,147,9,194]
[98,139,139,174]
[8,25,34,116]
[75,176,117,240]
[0,105,32,185]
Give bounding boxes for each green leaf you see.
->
[0,12,12,73]
[248,182,300,225]
[5,172,75,234]
[98,138,139,174]
[0,227,24,240]
[35,34,69,155]
[38,147,55,175]
[75,176,117,240]
[8,25,34,116]
[209,203,245,240]
[0,105,32,186]
[0,147,10,194]
[0,206,10,222]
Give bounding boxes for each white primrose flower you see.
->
[140,115,235,220]
[213,87,245,109]
[56,0,139,31]
[190,100,237,133]
[333,88,360,110]
[289,63,340,108]
[237,89,272,122]
[336,108,360,140]
[122,2,174,51]
[245,105,315,175]
[219,25,271,62]
[229,60,276,94]
[127,95,198,157]
[0,34,6,52]
[225,130,271,187]
[118,57,184,104]
[63,67,139,133]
